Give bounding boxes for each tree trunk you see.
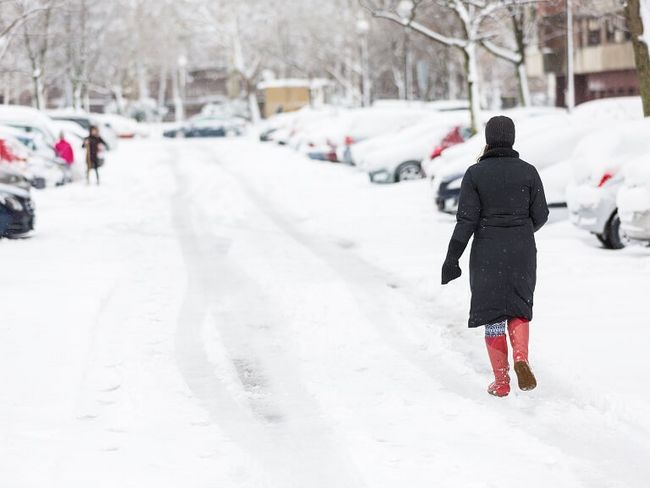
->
[516,61,531,107]
[463,44,480,135]
[32,70,45,109]
[171,68,184,122]
[626,0,650,117]
[157,65,168,119]
[248,88,262,124]
[511,7,531,107]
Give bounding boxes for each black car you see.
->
[435,173,464,214]
[163,125,227,138]
[0,184,35,237]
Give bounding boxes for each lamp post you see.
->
[356,15,371,107]
[566,0,575,111]
[397,0,414,101]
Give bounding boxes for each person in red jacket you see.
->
[54,132,74,165]
[54,132,75,183]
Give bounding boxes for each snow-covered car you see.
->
[431,98,643,213]
[0,182,34,237]
[335,107,443,165]
[362,119,472,184]
[47,109,119,150]
[566,118,650,249]
[0,126,66,188]
[0,166,33,191]
[258,106,336,149]
[0,105,58,148]
[617,156,650,244]
[94,113,147,139]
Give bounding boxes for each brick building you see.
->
[527,0,639,107]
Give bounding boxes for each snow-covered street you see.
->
[2,137,649,487]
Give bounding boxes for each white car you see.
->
[617,155,650,243]
[426,107,568,180]
[331,107,434,164]
[47,109,119,150]
[566,118,650,249]
[93,113,147,139]
[359,117,472,183]
[0,105,58,148]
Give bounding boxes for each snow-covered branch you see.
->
[362,7,466,48]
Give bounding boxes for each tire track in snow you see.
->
[207,141,650,488]
[167,144,367,488]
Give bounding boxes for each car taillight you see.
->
[344,136,354,146]
[597,172,613,188]
[430,146,443,160]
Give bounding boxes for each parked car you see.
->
[566,118,650,249]
[617,155,650,244]
[47,109,119,150]
[431,98,643,214]
[94,113,147,139]
[335,107,444,165]
[364,120,472,184]
[163,118,242,138]
[0,182,34,237]
[0,167,33,191]
[0,127,63,188]
[0,105,58,148]
[435,172,465,213]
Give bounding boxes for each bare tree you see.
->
[361,0,537,132]
[19,0,56,109]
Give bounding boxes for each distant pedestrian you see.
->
[54,132,74,183]
[441,115,549,398]
[82,126,107,185]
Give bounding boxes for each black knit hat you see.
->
[485,115,515,148]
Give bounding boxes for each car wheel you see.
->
[602,211,627,250]
[396,161,423,182]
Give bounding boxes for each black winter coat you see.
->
[447,147,549,328]
[82,135,107,169]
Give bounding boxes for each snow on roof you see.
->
[257,78,329,90]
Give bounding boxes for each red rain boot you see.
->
[485,335,510,397]
[508,318,537,391]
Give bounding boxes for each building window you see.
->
[606,17,631,44]
[587,19,601,46]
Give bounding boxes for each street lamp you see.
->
[356,15,371,107]
[565,0,575,111]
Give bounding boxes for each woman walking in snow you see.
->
[82,126,107,185]
[441,116,549,397]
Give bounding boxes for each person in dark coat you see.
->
[82,126,107,185]
[441,115,549,397]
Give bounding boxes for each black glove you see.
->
[441,260,462,284]
[441,238,467,285]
